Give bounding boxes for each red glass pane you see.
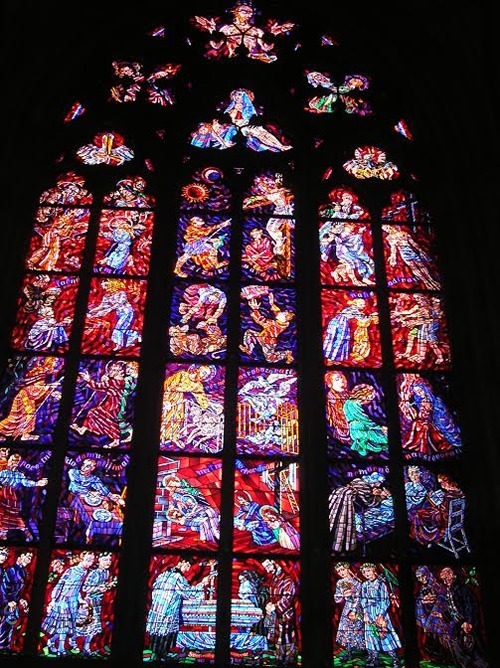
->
[82,278,146,357]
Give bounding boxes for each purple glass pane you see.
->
[328,464,394,557]
[169,283,227,361]
[69,359,138,450]
[240,287,296,364]
[56,452,129,547]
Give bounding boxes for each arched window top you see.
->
[318,186,370,220]
[38,172,92,206]
[104,176,155,209]
[0,5,494,668]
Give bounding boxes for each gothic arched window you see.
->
[0,3,496,668]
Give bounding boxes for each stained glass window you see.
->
[174,214,231,279]
[0,167,154,657]
[316,97,488,664]
[322,289,382,367]
[0,4,494,667]
[0,450,50,541]
[234,459,300,553]
[94,209,154,276]
[389,292,451,369]
[397,373,462,461]
[325,369,388,459]
[82,277,146,356]
[230,557,300,663]
[57,453,127,547]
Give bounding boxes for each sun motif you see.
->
[181,182,209,203]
